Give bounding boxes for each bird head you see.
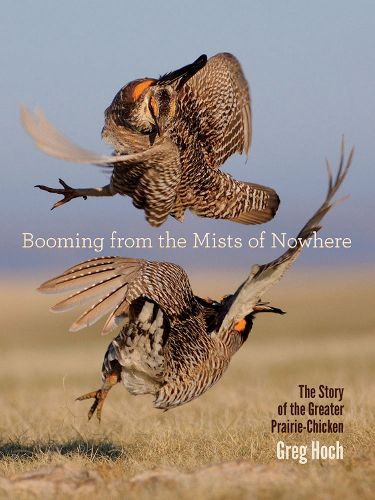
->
[103,55,207,141]
[106,79,177,137]
[131,52,208,135]
[143,85,177,135]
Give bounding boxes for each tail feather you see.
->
[230,183,280,225]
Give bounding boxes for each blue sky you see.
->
[1,0,374,276]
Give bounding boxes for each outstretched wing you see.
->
[20,106,161,166]
[38,257,196,334]
[219,140,354,333]
[177,53,251,169]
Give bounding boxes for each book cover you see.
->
[1,2,373,498]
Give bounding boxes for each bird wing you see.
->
[20,105,163,165]
[219,140,354,333]
[177,52,251,169]
[38,257,197,335]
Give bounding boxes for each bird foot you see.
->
[76,371,119,422]
[35,178,87,209]
[76,388,109,422]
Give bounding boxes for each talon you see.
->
[76,390,99,401]
[76,388,110,422]
[76,371,119,421]
[58,178,69,189]
[35,179,86,209]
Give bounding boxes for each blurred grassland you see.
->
[0,268,374,499]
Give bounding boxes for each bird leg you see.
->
[76,371,119,422]
[35,179,114,209]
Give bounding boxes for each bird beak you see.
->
[154,120,160,136]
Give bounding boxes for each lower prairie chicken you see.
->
[22,53,280,227]
[38,144,352,420]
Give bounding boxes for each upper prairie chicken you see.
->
[38,144,352,420]
[22,53,280,227]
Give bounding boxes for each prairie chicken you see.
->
[38,144,352,420]
[22,53,280,227]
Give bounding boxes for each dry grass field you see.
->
[0,268,374,499]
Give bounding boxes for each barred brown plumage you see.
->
[22,53,280,226]
[37,143,352,420]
